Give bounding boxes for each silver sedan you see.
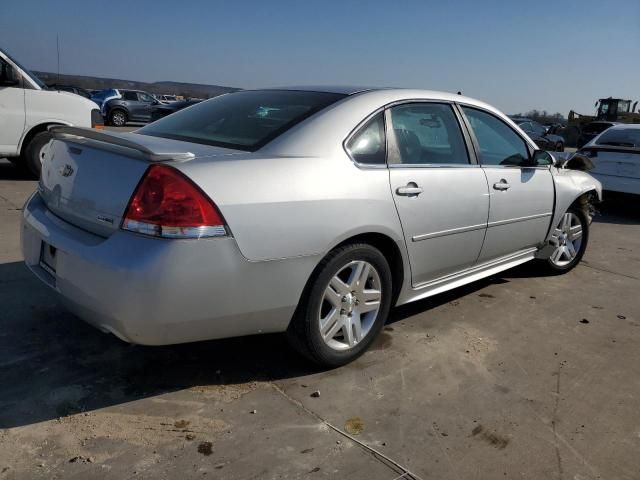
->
[22,87,602,366]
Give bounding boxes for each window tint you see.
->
[595,128,640,147]
[530,122,546,135]
[388,103,469,165]
[0,58,21,87]
[462,107,529,166]
[122,91,138,101]
[518,121,532,132]
[139,90,346,151]
[346,113,386,165]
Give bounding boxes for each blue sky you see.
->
[3,0,639,114]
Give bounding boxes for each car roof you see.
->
[252,86,496,111]
[262,85,386,95]
[607,123,640,130]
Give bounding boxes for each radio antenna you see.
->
[56,34,60,91]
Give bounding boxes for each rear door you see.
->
[387,102,489,286]
[460,106,554,262]
[0,56,26,155]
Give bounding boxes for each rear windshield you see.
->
[595,128,640,147]
[138,90,347,151]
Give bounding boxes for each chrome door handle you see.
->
[493,180,510,191]
[396,185,423,196]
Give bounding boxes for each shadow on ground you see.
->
[595,192,640,225]
[0,159,33,181]
[0,259,522,430]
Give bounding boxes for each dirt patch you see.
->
[371,332,393,351]
[197,441,213,456]
[471,424,509,449]
[344,417,364,435]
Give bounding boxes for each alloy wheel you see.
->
[548,212,583,267]
[319,260,382,351]
[112,111,126,126]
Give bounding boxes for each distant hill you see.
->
[33,71,240,99]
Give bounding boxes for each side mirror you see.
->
[532,149,554,166]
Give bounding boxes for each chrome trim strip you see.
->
[389,163,479,169]
[412,247,538,290]
[487,212,552,228]
[412,222,486,242]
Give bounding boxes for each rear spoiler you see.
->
[48,126,195,162]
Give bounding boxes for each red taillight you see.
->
[122,165,227,238]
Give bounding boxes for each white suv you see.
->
[0,48,103,177]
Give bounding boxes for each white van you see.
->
[0,48,102,176]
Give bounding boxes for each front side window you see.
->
[388,103,469,165]
[139,92,154,103]
[139,90,346,151]
[0,58,21,88]
[462,107,530,166]
[346,112,386,165]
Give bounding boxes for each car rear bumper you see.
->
[21,193,316,345]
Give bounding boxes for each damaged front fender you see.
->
[536,167,602,259]
[550,151,595,172]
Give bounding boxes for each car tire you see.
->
[555,142,564,152]
[109,109,128,127]
[22,131,52,178]
[539,207,589,274]
[287,243,393,367]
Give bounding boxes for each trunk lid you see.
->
[39,127,243,237]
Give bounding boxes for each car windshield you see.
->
[138,90,347,151]
[595,128,640,147]
[2,48,47,89]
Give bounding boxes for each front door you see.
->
[460,106,554,262]
[136,92,156,122]
[387,102,489,286]
[0,57,26,155]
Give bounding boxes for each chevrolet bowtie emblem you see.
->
[61,164,74,177]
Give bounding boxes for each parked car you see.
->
[104,89,159,126]
[577,124,640,195]
[577,121,617,148]
[22,87,601,367]
[511,117,565,151]
[90,88,121,111]
[0,48,102,177]
[150,98,203,121]
[47,84,93,99]
[155,94,178,103]
[543,123,564,135]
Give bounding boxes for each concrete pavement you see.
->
[0,158,638,479]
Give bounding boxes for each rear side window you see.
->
[388,103,469,165]
[139,90,346,151]
[123,91,137,101]
[462,107,529,166]
[346,113,386,165]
